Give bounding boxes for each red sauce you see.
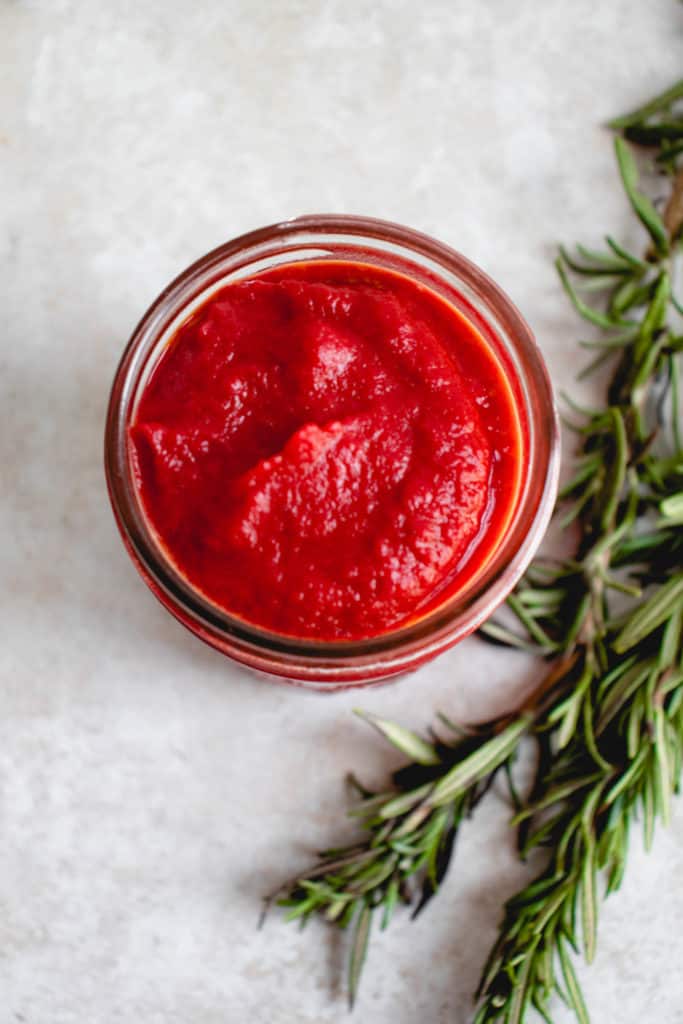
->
[130,261,523,640]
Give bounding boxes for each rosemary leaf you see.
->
[558,937,590,1024]
[429,717,531,807]
[613,574,683,653]
[614,136,669,255]
[353,710,441,766]
[348,904,372,1010]
[608,78,683,129]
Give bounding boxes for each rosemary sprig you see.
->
[272,79,683,1021]
[268,709,531,1009]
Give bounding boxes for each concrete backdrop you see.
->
[2,2,682,1022]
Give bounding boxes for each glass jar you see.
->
[105,215,559,689]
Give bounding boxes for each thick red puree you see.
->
[130,261,522,641]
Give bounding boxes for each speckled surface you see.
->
[2,2,683,1022]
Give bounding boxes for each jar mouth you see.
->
[105,214,559,682]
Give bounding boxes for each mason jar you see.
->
[105,215,559,689]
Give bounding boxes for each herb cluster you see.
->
[271,80,683,1023]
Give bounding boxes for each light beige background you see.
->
[2,2,682,1022]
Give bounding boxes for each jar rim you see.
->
[105,214,560,685]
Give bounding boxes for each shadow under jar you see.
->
[105,215,559,690]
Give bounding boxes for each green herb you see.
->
[270,80,683,1021]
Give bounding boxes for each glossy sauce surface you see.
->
[130,261,522,640]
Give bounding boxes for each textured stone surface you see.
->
[2,2,682,1022]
